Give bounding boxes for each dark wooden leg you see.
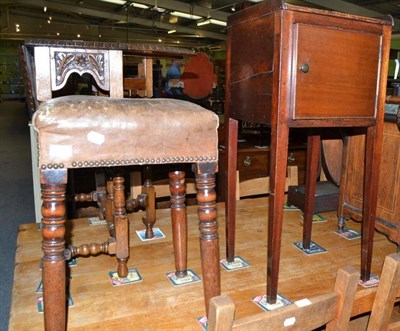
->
[267,124,289,304]
[194,162,220,315]
[302,133,321,249]
[226,118,238,262]
[105,179,115,237]
[361,126,380,281]
[113,176,129,278]
[95,171,107,220]
[337,135,350,232]
[40,169,67,330]
[169,170,187,277]
[142,166,156,239]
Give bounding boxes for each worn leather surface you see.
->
[32,95,219,169]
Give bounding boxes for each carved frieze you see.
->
[54,51,105,88]
[49,47,110,92]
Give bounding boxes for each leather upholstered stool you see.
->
[32,95,220,329]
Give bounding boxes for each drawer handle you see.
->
[243,156,252,167]
[299,63,309,73]
[288,153,295,163]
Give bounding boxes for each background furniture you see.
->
[225,0,391,305]
[339,115,400,244]
[218,129,307,201]
[237,166,298,200]
[287,135,342,214]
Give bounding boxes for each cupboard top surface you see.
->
[227,1,392,28]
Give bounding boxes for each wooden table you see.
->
[8,199,398,330]
[224,0,392,304]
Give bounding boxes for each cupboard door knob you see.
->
[288,153,295,163]
[243,156,252,167]
[299,63,309,73]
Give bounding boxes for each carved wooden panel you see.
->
[50,47,110,92]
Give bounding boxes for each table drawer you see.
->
[237,148,306,184]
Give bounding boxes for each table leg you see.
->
[267,126,289,304]
[361,126,380,281]
[302,133,321,249]
[225,118,238,262]
[337,135,350,232]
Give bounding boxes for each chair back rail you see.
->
[208,265,359,331]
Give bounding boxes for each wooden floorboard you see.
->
[9,198,398,330]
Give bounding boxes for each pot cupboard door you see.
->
[292,23,382,120]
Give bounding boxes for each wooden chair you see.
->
[367,253,400,330]
[26,40,220,330]
[208,265,359,331]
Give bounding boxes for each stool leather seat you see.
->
[33,95,219,170]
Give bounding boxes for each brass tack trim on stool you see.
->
[41,156,218,169]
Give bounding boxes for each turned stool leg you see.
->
[194,163,220,315]
[113,176,129,278]
[142,166,156,239]
[40,169,68,330]
[169,171,188,277]
[105,179,115,237]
